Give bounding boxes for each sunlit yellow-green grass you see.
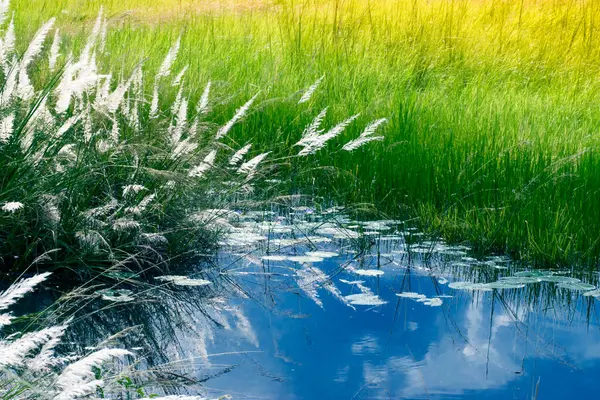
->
[14,0,600,265]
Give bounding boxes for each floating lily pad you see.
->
[514,271,552,278]
[354,269,384,277]
[484,281,526,290]
[261,255,288,261]
[539,276,580,283]
[305,251,339,258]
[155,275,212,286]
[344,293,387,306]
[583,289,600,297]
[98,289,134,302]
[498,277,542,284]
[438,250,468,256]
[287,256,325,263]
[448,282,493,291]
[557,282,596,291]
[419,297,443,307]
[396,292,426,300]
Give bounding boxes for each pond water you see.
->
[37,208,600,399]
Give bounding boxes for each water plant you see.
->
[10,0,600,265]
[0,2,385,276]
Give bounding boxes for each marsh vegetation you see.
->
[3,0,600,398]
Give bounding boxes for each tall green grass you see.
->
[11,0,600,265]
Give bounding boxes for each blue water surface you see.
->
[200,228,600,400]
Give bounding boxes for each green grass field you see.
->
[13,0,600,265]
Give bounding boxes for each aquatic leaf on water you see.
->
[98,289,134,302]
[305,251,339,258]
[379,235,404,241]
[269,236,332,247]
[418,297,443,307]
[498,277,542,284]
[439,250,468,256]
[582,289,600,297]
[396,292,426,300]
[514,271,552,278]
[315,226,361,239]
[219,230,267,246]
[155,275,212,286]
[339,279,365,285]
[353,269,384,277]
[360,221,392,231]
[344,293,387,306]
[484,281,526,290]
[556,282,596,291]
[448,282,493,291]
[451,262,473,268]
[486,255,511,263]
[539,276,581,284]
[287,255,325,263]
[261,255,288,261]
[396,292,444,306]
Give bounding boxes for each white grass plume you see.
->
[0,324,65,368]
[196,81,211,114]
[55,113,81,138]
[112,218,141,231]
[0,17,15,74]
[0,60,18,105]
[228,143,251,166]
[97,65,142,114]
[296,113,360,156]
[0,112,13,143]
[48,28,60,71]
[215,92,259,140]
[149,82,159,118]
[237,152,269,179]
[172,64,188,86]
[342,118,387,151]
[0,0,9,26]
[25,321,69,373]
[110,117,119,142]
[0,272,51,311]
[297,107,327,146]
[172,138,198,159]
[21,18,55,69]
[99,15,107,52]
[17,18,55,100]
[54,59,101,114]
[122,184,147,197]
[0,313,12,328]
[125,193,156,215]
[298,75,324,104]
[171,83,184,117]
[54,348,132,400]
[189,149,217,178]
[170,95,188,145]
[79,7,103,66]
[84,198,118,218]
[157,35,180,79]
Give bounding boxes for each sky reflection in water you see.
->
[204,225,600,399]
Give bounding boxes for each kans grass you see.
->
[0,1,386,276]
[5,0,600,269]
